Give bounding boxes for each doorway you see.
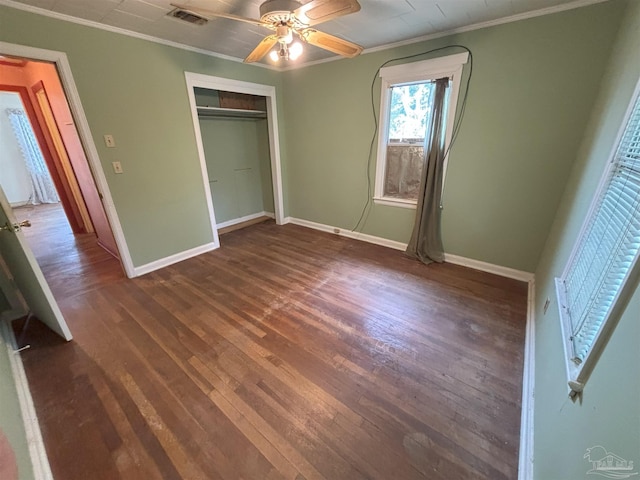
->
[0,50,128,300]
[0,41,135,277]
[184,72,285,242]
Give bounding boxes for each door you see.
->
[0,185,72,341]
[33,85,94,233]
[33,83,119,257]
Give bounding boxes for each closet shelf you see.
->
[197,106,267,119]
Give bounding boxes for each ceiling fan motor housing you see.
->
[259,0,303,24]
[275,24,293,44]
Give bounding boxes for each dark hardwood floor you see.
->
[13,204,527,480]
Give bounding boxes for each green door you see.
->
[0,185,71,341]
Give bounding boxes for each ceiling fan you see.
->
[170,0,363,63]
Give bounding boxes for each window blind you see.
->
[562,92,640,364]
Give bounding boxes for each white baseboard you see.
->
[444,254,535,282]
[216,211,274,230]
[283,217,535,282]
[133,242,218,277]
[134,211,276,277]
[518,280,536,480]
[0,321,53,480]
[283,217,408,251]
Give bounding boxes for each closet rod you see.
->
[197,106,267,119]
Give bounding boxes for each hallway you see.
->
[13,203,123,300]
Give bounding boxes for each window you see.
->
[555,83,640,397]
[374,53,468,208]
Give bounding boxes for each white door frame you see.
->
[0,41,135,278]
[184,72,285,230]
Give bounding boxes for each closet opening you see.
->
[195,88,275,235]
[185,72,285,244]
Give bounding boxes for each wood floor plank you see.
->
[119,372,210,480]
[14,204,527,480]
[89,372,166,480]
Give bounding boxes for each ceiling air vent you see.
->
[168,8,208,25]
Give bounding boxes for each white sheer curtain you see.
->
[5,107,60,204]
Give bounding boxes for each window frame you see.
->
[374,52,469,208]
[555,77,640,397]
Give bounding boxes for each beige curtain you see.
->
[406,77,450,264]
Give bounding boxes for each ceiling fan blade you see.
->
[300,29,362,58]
[170,3,271,28]
[294,0,361,26]
[244,35,279,63]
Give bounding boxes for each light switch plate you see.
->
[112,161,123,174]
[104,134,115,148]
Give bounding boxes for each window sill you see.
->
[555,277,585,398]
[373,197,417,209]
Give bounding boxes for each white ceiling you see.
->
[4,0,605,66]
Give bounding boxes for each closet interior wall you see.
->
[194,88,274,228]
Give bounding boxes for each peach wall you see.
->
[22,61,91,197]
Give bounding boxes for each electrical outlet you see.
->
[543,297,550,314]
[104,134,116,148]
[333,228,340,234]
[112,161,123,174]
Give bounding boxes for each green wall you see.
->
[194,85,274,222]
[281,1,624,272]
[0,288,9,313]
[199,116,274,224]
[0,6,285,267]
[532,1,640,478]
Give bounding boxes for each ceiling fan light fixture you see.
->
[289,42,303,60]
[269,41,303,62]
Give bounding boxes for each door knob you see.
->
[1,220,32,232]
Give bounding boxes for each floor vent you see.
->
[168,8,208,25]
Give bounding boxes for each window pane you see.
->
[388,82,435,143]
[384,81,435,201]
